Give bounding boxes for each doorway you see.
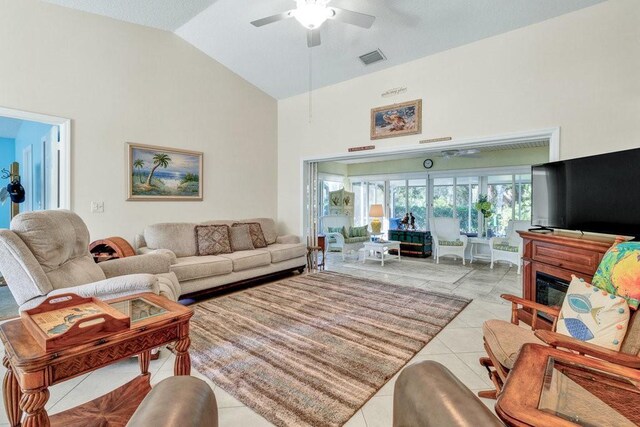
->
[0,107,70,229]
[304,128,559,242]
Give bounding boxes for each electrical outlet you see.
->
[90,201,104,213]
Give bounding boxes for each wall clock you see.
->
[423,159,434,169]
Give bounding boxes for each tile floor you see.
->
[0,253,522,426]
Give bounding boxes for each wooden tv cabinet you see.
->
[517,230,622,329]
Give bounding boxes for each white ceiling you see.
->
[41,0,604,99]
[0,117,24,139]
[41,0,218,31]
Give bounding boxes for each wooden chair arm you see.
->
[535,330,640,369]
[500,294,561,320]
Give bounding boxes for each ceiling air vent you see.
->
[359,49,386,65]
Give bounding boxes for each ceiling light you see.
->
[291,0,333,30]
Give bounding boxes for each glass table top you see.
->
[538,357,640,426]
[109,297,167,324]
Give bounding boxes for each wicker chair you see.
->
[489,220,530,274]
[478,293,640,399]
[429,217,468,265]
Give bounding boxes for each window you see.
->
[407,179,427,229]
[486,173,532,236]
[432,178,454,218]
[487,175,514,236]
[319,179,343,216]
[388,179,428,230]
[351,180,385,227]
[429,171,532,236]
[456,177,479,233]
[390,180,407,219]
[514,174,532,220]
[352,181,365,226]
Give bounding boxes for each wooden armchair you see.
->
[479,293,640,399]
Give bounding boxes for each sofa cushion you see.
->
[266,243,306,263]
[439,240,464,246]
[482,319,544,369]
[195,225,232,256]
[200,220,235,227]
[493,243,519,252]
[242,218,277,245]
[349,225,368,238]
[229,224,255,252]
[145,223,197,257]
[218,250,271,272]
[344,237,370,244]
[327,226,347,238]
[170,256,233,282]
[234,222,267,248]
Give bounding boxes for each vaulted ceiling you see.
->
[41,0,604,99]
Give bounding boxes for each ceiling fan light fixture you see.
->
[292,0,333,29]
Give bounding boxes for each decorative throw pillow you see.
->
[233,222,267,248]
[327,226,348,238]
[349,225,368,238]
[592,242,640,309]
[229,224,255,252]
[556,275,630,351]
[195,225,231,256]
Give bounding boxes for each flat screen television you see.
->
[532,148,640,239]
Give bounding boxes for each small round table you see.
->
[468,237,491,264]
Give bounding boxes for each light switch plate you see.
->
[90,201,104,213]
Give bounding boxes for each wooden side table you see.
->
[1,293,193,426]
[496,344,640,426]
[89,237,135,263]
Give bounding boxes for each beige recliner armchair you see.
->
[0,210,180,311]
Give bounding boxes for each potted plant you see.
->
[474,195,493,238]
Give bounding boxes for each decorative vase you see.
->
[481,218,489,238]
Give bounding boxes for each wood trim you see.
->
[179,266,306,301]
[519,230,620,253]
[496,344,640,427]
[517,230,617,328]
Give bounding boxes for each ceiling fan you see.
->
[440,149,481,159]
[251,0,376,48]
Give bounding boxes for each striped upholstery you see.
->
[493,243,519,252]
[439,240,464,246]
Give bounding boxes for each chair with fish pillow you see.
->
[478,260,639,399]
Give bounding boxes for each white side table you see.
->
[362,240,401,266]
[469,237,492,264]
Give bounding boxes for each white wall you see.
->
[0,0,277,240]
[278,0,640,235]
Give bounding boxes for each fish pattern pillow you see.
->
[556,275,630,351]
[592,242,640,309]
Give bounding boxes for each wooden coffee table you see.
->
[0,293,193,427]
[496,344,640,426]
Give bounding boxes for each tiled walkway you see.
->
[0,253,522,426]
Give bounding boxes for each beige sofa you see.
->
[135,218,306,297]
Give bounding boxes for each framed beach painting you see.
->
[370,99,422,140]
[127,143,203,201]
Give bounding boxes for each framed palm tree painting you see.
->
[127,143,203,201]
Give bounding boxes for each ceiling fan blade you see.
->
[307,29,321,48]
[251,11,293,27]
[330,7,376,29]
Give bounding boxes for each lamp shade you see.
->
[369,204,384,218]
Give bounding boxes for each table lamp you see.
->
[369,204,384,234]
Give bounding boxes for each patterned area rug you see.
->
[190,271,470,427]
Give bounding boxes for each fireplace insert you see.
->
[535,272,569,321]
